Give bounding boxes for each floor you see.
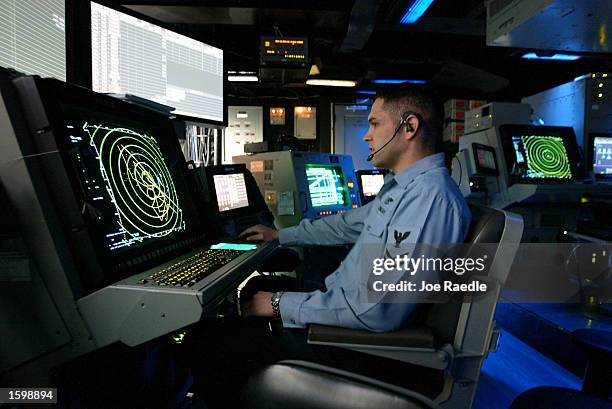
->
[473,330,582,409]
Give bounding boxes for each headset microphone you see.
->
[367,111,414,162]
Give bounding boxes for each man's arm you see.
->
[240,200,375,246]
[279,201,374,246]
[250,194,471,331]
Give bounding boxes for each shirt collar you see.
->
[389,152,446,189]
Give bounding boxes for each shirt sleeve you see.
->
[279,192,471,332]
[278,201,375,246]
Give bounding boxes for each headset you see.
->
[366,111,416,162]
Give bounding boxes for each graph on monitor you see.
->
[76,122,185,251]
[306,165,348,208]
[512,134,572,180]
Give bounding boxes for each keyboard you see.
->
[147,248,246,287]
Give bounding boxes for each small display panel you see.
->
[305,165,348,208]
[472,143,499,176]
[213,173,249,211]
[500,125,581,184]
[360,174,385,197]
[592,135,612,177]
[260,37,308,64]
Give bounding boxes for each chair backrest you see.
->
[425,205,508,344]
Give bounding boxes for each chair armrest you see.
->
[308,325,436,348]
[307,325,451,370]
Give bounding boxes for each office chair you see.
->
[241,205,523,409]
[241,360,442,409]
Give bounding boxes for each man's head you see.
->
[363,88,442,172]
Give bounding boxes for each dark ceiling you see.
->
[108,0,611,102]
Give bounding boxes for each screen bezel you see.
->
[499,124,583,185]
[212,173,250,213]
[588,133,612,180]
[205,164,257,218]
[471,143,499,176]
[355,169,388,205]
[81,1,227,127]
[32,76,205,281]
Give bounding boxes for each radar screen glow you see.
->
[84,123,184,249]
[306,165,348,208]
[515,135,572,179]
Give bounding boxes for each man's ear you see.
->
[404,115,420,140]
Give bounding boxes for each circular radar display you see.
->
[87,124,184,244]
[523,135,572,179]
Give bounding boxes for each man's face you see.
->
[363,98,400,169]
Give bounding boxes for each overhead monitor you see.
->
[90,1,225,124]
[213,173,249,212]
[306,164,349,208]
[260,37,308,65]
[589,133,612,179]
[500,125,582,184]
[356,169,387,205]
[0,0,66,80]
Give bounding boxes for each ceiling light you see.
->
[400,0,435,24]
[309,64,321,76]
[372,79,427,84]
[521,52,581,61]
[306,79,357,87]
[228,75,259,82]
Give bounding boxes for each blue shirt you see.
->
[278,153,471,332]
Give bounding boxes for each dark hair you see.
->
[375,88,442,150]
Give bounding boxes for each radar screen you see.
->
[305,164,348,208]
[511,134,572,180]
[67,121,186,252]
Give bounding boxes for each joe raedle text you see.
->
[371,280,488,293]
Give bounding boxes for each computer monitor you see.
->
[90,1,225,125]
[472,143,499,176]
[213,173,250,212]
[589,133,612,179]
[14,75,204,286]
[305,164,349,208]
[356,169,388,205]
[0,0,65,80]
[500,125,582,184]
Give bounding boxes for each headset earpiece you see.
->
[400,112,415,133]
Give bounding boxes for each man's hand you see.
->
[241,291,275,318]
[239,224,279,242]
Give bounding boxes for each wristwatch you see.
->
[270,292,284,320]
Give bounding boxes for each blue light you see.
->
[400,0,435,24]
[356,90,376,95]
[372,79,427,84]
[522,52,581,61]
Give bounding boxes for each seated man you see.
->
[185,88,471,408]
